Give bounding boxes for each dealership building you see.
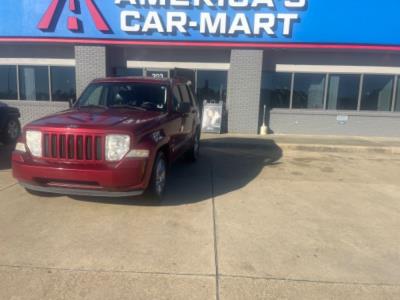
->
[1,0,400,137]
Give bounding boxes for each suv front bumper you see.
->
[12,152,150,197]
[19,182,144,197]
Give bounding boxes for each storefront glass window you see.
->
[261,72,291,109]
[19,66,49,101]
[197,70,227,104]
[361,75,394,111]
[327,74,360,110]
[0,65,17,100]
[114,68,143,77]
[292,73,326,109]
[51,66,76,101]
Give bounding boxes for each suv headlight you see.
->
[105,134,130,161]
[26,130,42,157]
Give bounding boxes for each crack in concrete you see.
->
[210,157,220,300]
[0,263,215,279]
[1,263,398,289]
[0,182,17,192]
[220,274,400,287]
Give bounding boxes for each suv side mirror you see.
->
[178,102,191,114]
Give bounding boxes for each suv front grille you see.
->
[42,132,103,162]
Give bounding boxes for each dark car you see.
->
[0,102,21,145]
[12,77,201,199]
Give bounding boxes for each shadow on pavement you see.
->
[70,137,283,206]
[0,143,14,171]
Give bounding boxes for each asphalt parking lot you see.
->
[1,137,400,299]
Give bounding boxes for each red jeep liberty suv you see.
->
[12,77,201,199]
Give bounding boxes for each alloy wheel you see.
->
[193,133,200,159]
[155,157,166,196]
[7,120,19,140]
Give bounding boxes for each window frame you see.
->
[178,84,191,105]
[291,72,327,110]
[261,71,292,109]
[268,70,400,113]
[325,73,361,111]
[0,63,76,102]
[186,85,197,107]
[0,65,18,100]
[18,65,51,101]
[359,74,395,112]
[172,85,183,112]
[50,66,76,102]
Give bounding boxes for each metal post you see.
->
[289,72,295,109]
[357,74,364,111]
[323,73,329,110]
[16,65,20,100]
[48,66,52,102]
[391,75,398,112]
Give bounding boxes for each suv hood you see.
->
[28,108,162,130]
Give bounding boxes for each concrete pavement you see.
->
[1,136,400,299]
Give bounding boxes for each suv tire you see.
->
[147,151,167,200]
[25,188,55,198]
[186,130,200,162]
[2,118,20,145]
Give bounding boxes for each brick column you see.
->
[75,46,107,97]
[227,49,263,134]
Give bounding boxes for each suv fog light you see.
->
[26,130,42,157]
[105,134,131,161]
[126,149,150,158]
[15,142,26,153]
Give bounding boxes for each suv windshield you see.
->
[77,82,168,112]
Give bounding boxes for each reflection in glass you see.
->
[292,73,325,109]
[396,77,400,112]
[327,74,360,110]
[0,66,17,100]
[51,67,76,102]
[197,70,227,103]
[261,72,291,109]
[361,75,393,111]
[19,66,49,101]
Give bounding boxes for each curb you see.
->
[277,143,400,155]
[201,134,400,155]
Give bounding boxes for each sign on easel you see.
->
[201,103,223,134]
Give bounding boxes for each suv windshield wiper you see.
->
[78,104,108,109]
[109,104,147,111]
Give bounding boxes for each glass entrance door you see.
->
[196,70,227,105]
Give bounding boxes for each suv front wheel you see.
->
[147,152,167,200]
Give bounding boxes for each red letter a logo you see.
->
[38,0,110,32]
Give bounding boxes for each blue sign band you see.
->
[0,0,399,48]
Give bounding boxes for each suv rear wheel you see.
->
[147,152,167,200]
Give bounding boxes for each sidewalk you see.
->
[202,133,400,154]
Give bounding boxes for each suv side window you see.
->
[172,86,182,111]
[178,84,191,105]
[185,85,196,107]
[80,85,106,106]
